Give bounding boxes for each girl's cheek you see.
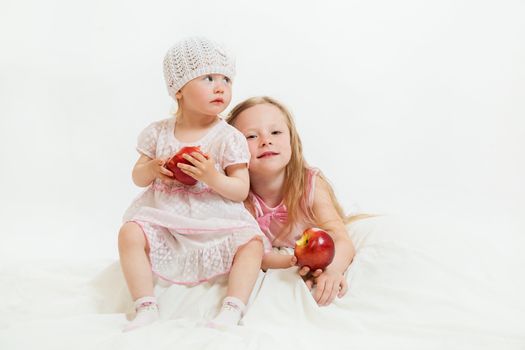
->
[247,144,257,158]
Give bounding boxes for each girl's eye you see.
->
[204,75,213,82]
[271,130,282,135]
[246,135,256,140]
[223,76,231,83]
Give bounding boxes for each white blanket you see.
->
[1,214,524,350]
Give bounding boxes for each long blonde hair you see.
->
[227,96,363,236]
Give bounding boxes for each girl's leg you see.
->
[226,238,264,303]
[118,222,154,299]
[211,238,263,326]
[118,222,158,331]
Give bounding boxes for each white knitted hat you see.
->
[163,37,236,99]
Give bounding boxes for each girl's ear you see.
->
[175,91,182,99]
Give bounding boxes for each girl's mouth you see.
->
[257,151,279,159]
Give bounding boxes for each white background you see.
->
[0,0,524,261]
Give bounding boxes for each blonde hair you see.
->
[227,96,364,236]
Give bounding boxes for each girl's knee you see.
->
[243,238,264,255]
[118,222,146,248]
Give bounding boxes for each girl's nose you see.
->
[214,79,228,93]
[260,137,272,147]
[214,83,224,93]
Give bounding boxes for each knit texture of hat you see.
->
[163,37,236,98]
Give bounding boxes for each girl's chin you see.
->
[250,164,286,177]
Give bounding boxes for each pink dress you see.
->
[123,117,269,285]
[248,168,319,248]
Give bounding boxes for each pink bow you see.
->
[256,206,288,233]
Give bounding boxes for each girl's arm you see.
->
[132,154,174,187]
[303,175,356,305]
[261,252,294,271]
[210,163,250,202]
[177,152,249,202]
[310,175,355,273]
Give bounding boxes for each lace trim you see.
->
[223,301,242,312]
[151,181,213,195]
[137,221,264,285]
[136,302,158,313]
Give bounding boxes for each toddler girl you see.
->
[119,38,267,331]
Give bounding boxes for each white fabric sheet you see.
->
[1,214,524,350]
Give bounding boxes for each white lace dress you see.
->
[123,117,269,285]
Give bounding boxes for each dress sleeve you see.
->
[221,128,251,170]
[136,122,160,159]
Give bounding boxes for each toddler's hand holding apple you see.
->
[164,146,209,185]
[148,158,175,182]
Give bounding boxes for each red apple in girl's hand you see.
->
[164,146,208,186]
[294,227,335,271]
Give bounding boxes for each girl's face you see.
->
[233,103,292,177]
[178,74,232,117]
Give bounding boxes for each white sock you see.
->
[208,296,246,328]
[123,296,159,332]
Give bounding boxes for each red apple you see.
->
[294,227,335,271]
[164,146,208,186]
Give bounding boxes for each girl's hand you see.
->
[177,152,219,185]
[290,255,323,278]
[290,255,324,291]
[309,269,348,306]
[149,158,174,181]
